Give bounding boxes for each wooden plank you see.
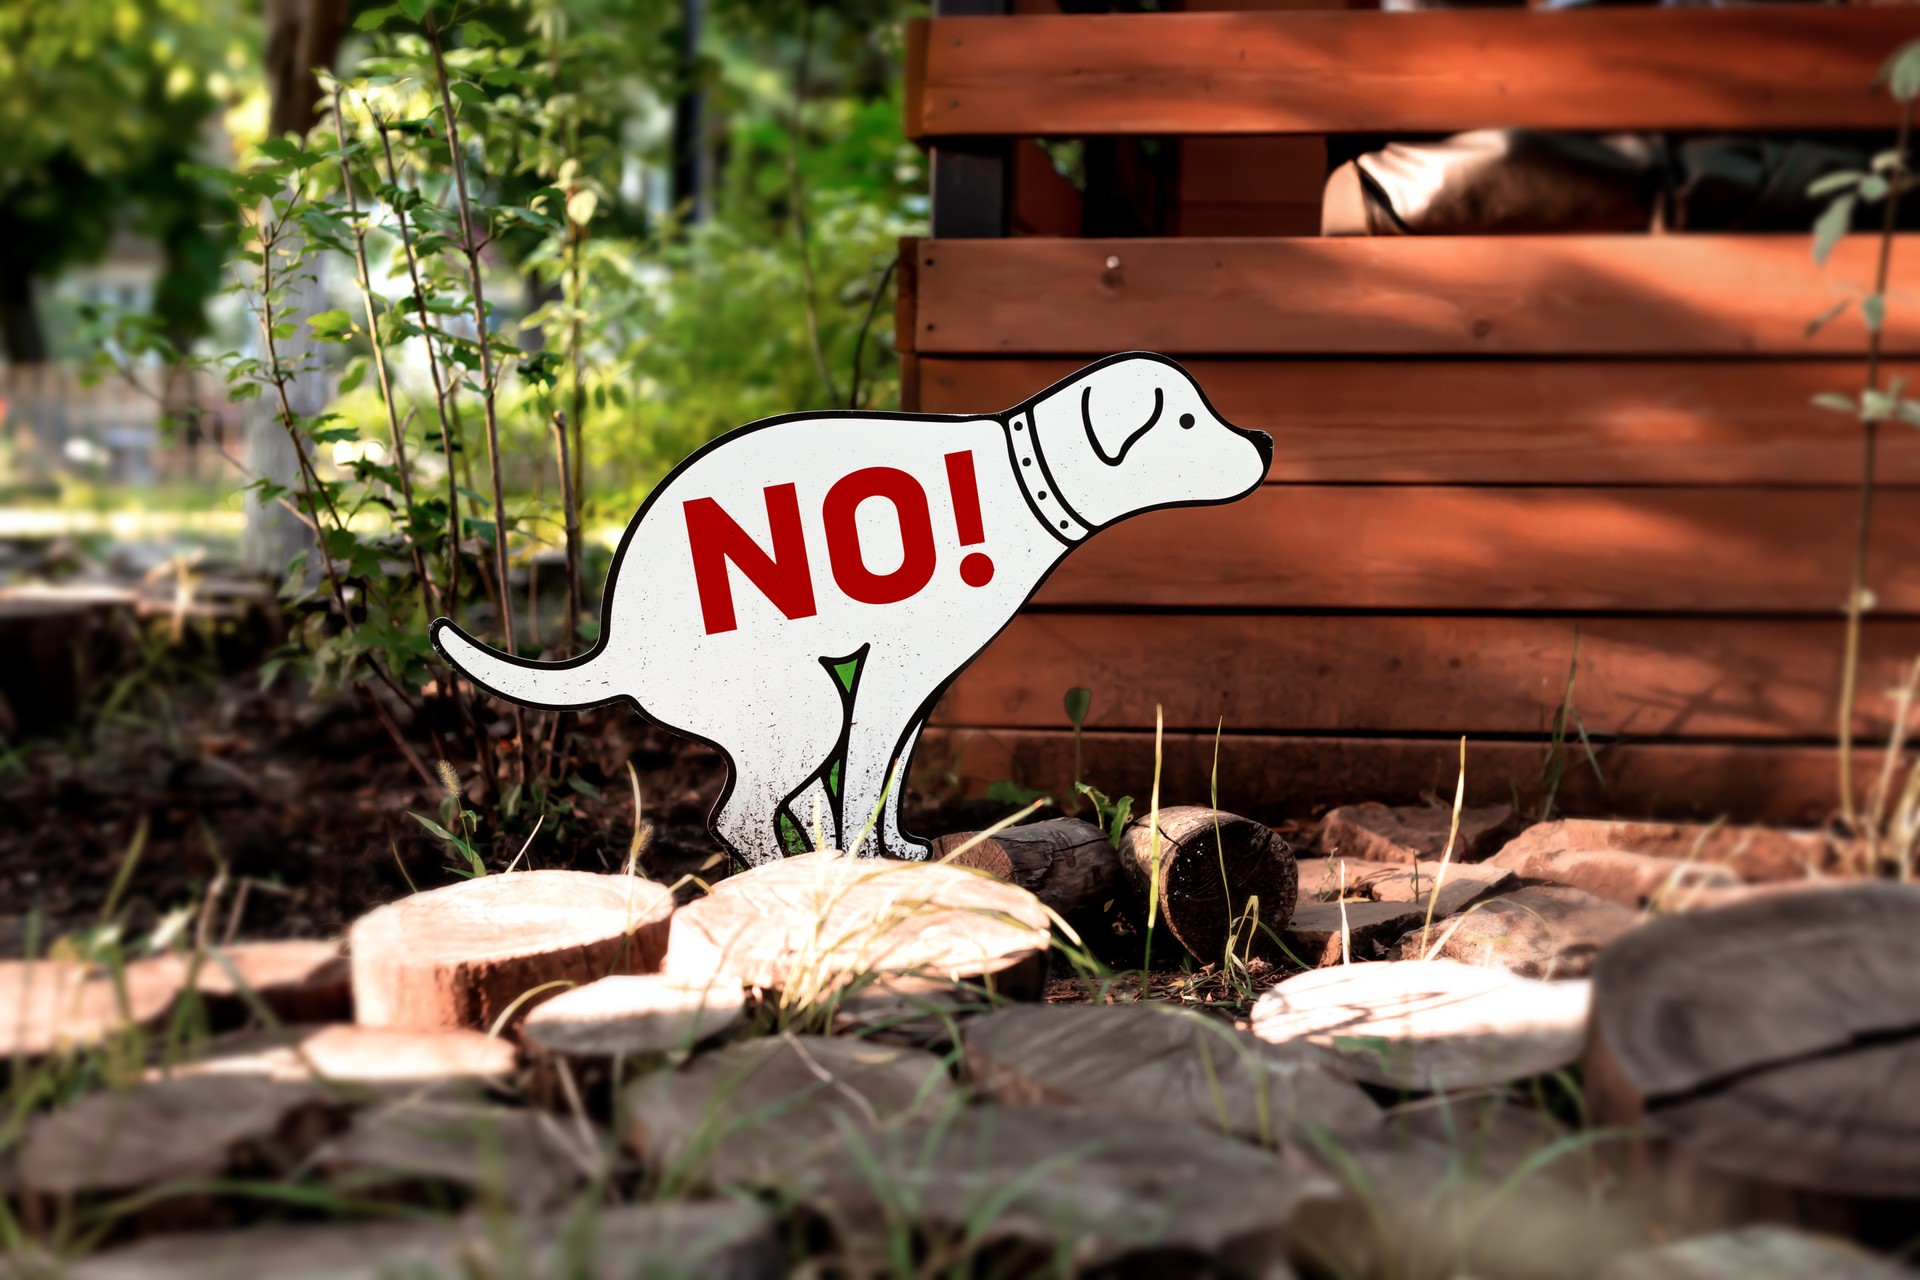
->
[894,236,919,356]
[1031,487,1920,613]
[910,9,1915,138]
[932,614,1920,740]
[914,729,1875,827]
[911,236,1920,357]
[1175,137,1325,237]
[914,358,1920,486]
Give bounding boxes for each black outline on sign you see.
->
[428,351,1272,864]
[1082,384,1163,467]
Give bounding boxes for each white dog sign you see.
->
[431,352,1271,866]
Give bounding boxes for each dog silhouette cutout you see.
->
[431,352,1272,867]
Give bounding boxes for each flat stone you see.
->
[1251,959,1591,1092]
[523,973,744,1059]
[1318,801,1524,865]
[805,1106,1319,1277]
[1490,841,1739,908]
[1597,1225,1914,1280]
[21,1074,344,1198]
[962,1002,1380,1141]
[65,1201,782,1280]
[1284,899,1427,966]
[312,1100,589,1211]
[624,1034,956,1190]
[166,1023,517,1093]
[1494,818,1828,888]
[1393,885,1642,978]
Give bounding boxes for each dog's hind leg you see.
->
[706,671,846,868]
[836,663,933,862]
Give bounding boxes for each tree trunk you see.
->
[1115,806,1297,964]
[245,0,349,573]
[930,817,1120,923]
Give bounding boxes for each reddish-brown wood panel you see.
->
[914,358,1920,486]
[911,10,1915,137]
[1034,487,1920,612]
[914,728,1875,827]
[933,614,1920,740]
[910,236,1920,357]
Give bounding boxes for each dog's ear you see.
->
[1075,359,1172,468]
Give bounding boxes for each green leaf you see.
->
[354,5,398,29]
[450,81,486,106]
[1880,40,1920,103]
[397,0,427,20]
[1812,392,1859,415]
[1897,399,1920,427]
[986,779,1050,807]
[306,309,355,341]
[1106,796,1134,847]
[1860,175,1891,203]
[1864,293,1887,334]
[1806,298,1851,337]
[1813,195,1855,266]
[1807,170,1863,198]
[1063,687,1091,730]
[338,355,369,395]
[565,188,598,227]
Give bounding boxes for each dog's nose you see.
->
[1248,429,1273,474]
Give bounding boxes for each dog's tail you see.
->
[429,618,626,711]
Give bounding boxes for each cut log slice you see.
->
[929,817,1120,922]
[663,851,1050,1004]
[1250,959,1591,1092]
[350,870,675,1033]
[1588,884,1920,1199]
[1318,801,1524,864]
[1490,840,1741,908]
[1283,900,1427,967]
[624,1034,957,1190]
[1115,806,1297,963]
[523,973,745,1059]
[20,1074,345,1199]
[168,1023,517,1093]
[1393,885,1641,978]
[962,1002,1379,1141]
[805,1106,1314,1277]
[312,1099,588,1211]
[191,940,351,1026]
[828,973,994,1049]
[65,1201,782,1280]
[1597,1225,1915,1280]
[1,957,180,1058]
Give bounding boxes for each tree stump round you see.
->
[349,870,674,1034]
[664,850,1051,1003]
[1589,883,1920,1200]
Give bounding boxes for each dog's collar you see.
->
[1004,411,1094,546]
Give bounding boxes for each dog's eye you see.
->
[1178,413,1195,429]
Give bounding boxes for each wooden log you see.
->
[1597,1226,1915,1280]
[1588,884,1920,1201]
[349,870,675,1034]
[804,1107,1311,1277]
[935,614,1920,742]
[1251,958,1590,1091]
[66,1202,782,1280]
[312,1099,587,1211]
[624,1035,957,1190]
[1393,885,1641,979]
[914,358,1920,487]
[663,850,1051,1003]
[1284,900,1430,968]
[1115,806,1296,963]
[962,1003,1378,1142]
[909,10,1912,137]
[169,1023,517,1094]
[928,817,1120,921]
[827,973,994,1050]
[911,236,1920,358]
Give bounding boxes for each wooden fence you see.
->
[897,3,1920,825]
